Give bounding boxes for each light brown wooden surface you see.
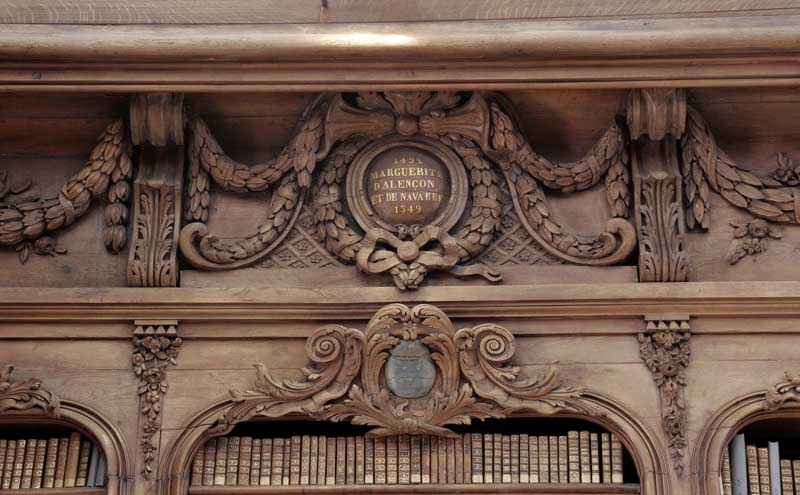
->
[1,0,799,24]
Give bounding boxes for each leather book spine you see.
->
[260,438,272,486]
[373,437,386,484]
[43,438,59,489]
[32,437,49,489]
[567,431,580,483]
[364,437,374,484]
[579,431,591,483]
[410,435,421,483]
[355,436,365,485]
[300,436,310,485]
[590,433,600,484]
[21,438,37,489]
[345,437,355,485]
[249,438,261,486]
[237,437,252,486]
[225,436,240,486]
[387,435,398,484]
[519,434,529,483]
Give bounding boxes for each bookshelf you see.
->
[721,418,800,495]
[0,424,106,494]
[186,418,640,495]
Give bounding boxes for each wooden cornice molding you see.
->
[0,282,800,321]
[0,15,798,91]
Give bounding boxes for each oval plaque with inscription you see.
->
[347,136,469,234]
[384,340,436,399]
[366,147,450,226]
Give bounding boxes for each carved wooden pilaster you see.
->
[0,364,60,417]
[627,89,689,282]
[132,321,181,484]
[638,314,690,476]
[127,93,184,287]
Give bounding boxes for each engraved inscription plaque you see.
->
[366,147,450,226]
[384,340,436,399]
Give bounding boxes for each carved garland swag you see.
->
[0,90,798,286]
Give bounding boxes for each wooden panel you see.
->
[1,0,799,24]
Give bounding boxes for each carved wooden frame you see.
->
[690,381,800,495]
[0,366,132,495]
[345,135,469,234]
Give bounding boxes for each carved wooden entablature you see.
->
[211,303,588,437]
[0,364,60,418]
[1,89,799,285]
[180,91,636,289]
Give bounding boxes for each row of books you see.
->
[721,434,800,495]
[0,432,106,490]
[190,431,627,487]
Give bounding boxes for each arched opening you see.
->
[160,392,668,495]
[0,400,132,495]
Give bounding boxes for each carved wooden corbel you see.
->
[212,303,589,438]
[127,93,184,287]
[627,89,689,282]
[638,314,690,476]
[132,321,181,482]
[0,364,60,417]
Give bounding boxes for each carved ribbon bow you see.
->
[356,226,501,290]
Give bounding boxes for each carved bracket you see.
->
[764,372,800,411]
[213,303,590,438]
[132,321,182,480]
[638,315,690,476]
[628,89,689,282]
[127,94,184,287]
[0,364,60,417]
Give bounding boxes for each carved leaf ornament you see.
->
[180,91,637,289]
[213,304,588,438]
[0,364,60,417]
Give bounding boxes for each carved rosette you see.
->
[764,372,800,411]
[0,364,60,417]
[638,316,690,476]
[181,91,637,289]
[214,303,588,438]
[132,321,182,479]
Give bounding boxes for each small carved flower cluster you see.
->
[726,218,783,264]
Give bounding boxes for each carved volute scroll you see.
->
[628,89,689,282]
[180,91,637,289]
[212,303,588,437]
[127,93,184,287]
[638,315,690,476]
[0,364,60,417]
[132,321,182,484]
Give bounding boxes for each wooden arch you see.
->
[159,391,669,495]
[0,402,132,495]
[690,388,800,495]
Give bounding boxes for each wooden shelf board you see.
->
[188,483,640,494]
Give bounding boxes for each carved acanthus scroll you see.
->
[213,303,587,437]
[628,89,689,282]
[764,372,800,411]
[0,364,60,417]
[638,315,690,476]
[0,121,133,262]
[127,94,185,287]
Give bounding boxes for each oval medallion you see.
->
[384,340,436,399]
[366,146,450,226]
